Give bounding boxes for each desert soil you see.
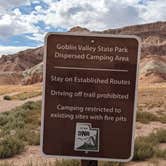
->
[0,83,165,166]
[0,146,165,166]
[0,146,57,165]
[0,93,42,113]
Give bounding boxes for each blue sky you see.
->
[0,0,166,55]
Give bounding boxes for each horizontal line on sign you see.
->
[54,66,128,72]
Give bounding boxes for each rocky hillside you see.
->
[102,21,166,57]
[0,47,43,85]
[0,47,43,72]
[102,21,166,83]
[22,62,43,85]
[0,21,165,85]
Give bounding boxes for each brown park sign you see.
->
[41,33,141,162]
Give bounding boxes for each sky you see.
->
[0,0,166,55]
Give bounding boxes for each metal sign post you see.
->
[81,160,98,166]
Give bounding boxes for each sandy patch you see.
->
[126,160,166,166]
[0,95,42,113]
[136,122,166,137]
[0,146,58,166]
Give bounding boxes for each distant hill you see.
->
[0,21,165,85]
[0,47,43,72]
[102,21,166,84]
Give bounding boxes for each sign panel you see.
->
[41,33,140,162]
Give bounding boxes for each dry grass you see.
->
[0,160,124,166]
[4,91,42,101]
[138,82,166,90]
[0,83,42,96]
[138,83,166,104]
[0,101,41,158]
[138,83,166,118]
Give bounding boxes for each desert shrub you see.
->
[142,133,158,145]
[136,111,158,124]
[0,101,41,158]
[16,129,40,145]
[155,149,166,159]
[133,137,155,161]
[16,128,29,142]
[11,91,42,100]
[56,160,80,166]
[0,136,24,158]
[3,91,42,101]
[155,129,166,143]
[22,101,41,110]
[24,104,41,126]
[133,129,166,161]
[0,162,14,166]
[0,160,78,166]
[158,114,166,123]
[3,95,11,100]
[1,110,25,132]
[100,162,123,166]
[0,114,8,126]
[25,131,40,145]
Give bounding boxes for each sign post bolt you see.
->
[81,160,98,166]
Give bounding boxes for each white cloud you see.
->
[0,0,30,11]
[13,8,22,16]
[0,0,165,37]
[32,1,40,4]
[42,0,53,5]
[0,45,36,56]
[35,5,42,12]
[41,0,166,31]
[0,0,166,47]
[0,9,40,39]
[140,0,166,22]
[26,32,47,42]
[42,0,142,30]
